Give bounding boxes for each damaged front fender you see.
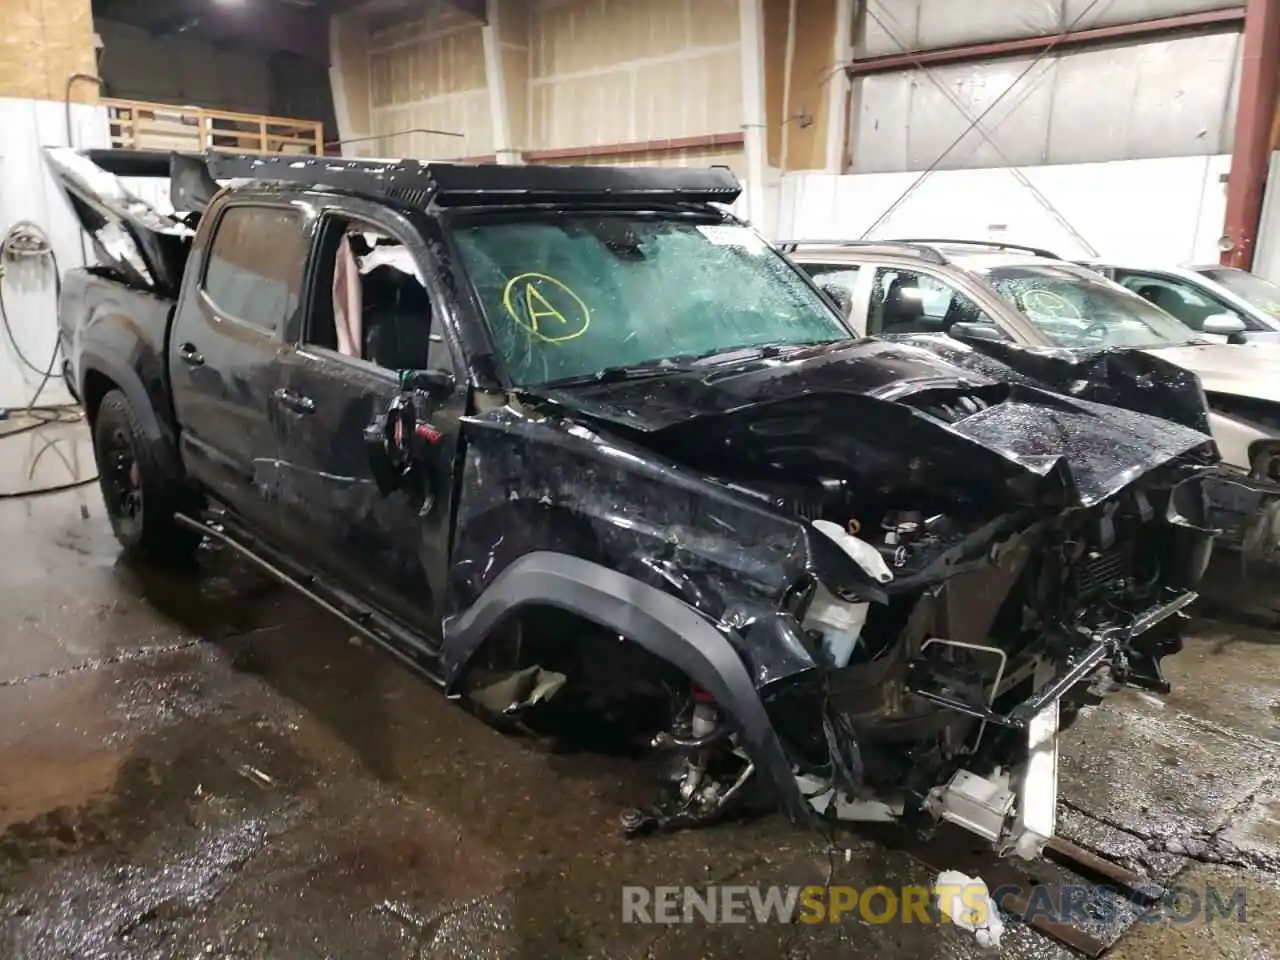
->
[439,550,814,824]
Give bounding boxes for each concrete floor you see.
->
[3,418,1280,959]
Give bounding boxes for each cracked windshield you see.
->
[452,216,849,386]
[974,263,1200,350]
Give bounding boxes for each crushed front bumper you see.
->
[909,588,1196,859]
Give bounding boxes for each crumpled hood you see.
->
[1144,341,1280,403]
[532,339,1213,508]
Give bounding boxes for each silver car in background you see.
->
[1077,260,1280,346]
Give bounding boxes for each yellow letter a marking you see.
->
[525,282,568,335]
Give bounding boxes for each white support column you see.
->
[825,0,855,173]
[738,0,768,227]
[482,0,519,164]
[328,19,354,155]
[779,0,799,173]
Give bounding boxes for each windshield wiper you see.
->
[540,361,693,388]
[683,339,837,366]
[537,341,838,389]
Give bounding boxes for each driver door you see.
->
[274,205,467,642]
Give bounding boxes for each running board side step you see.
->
[174,513,445,687]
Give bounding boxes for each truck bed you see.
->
[60,266,179,440]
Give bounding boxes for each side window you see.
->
[867,267,999,336]
[203,206,306,335]
[801,263,862,296]
[1114,271,1242,331]
[305,214,433,372]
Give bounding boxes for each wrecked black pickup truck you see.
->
[48,147,1219,860]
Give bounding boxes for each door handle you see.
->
[273,387,315,415]
[178,342,204,367]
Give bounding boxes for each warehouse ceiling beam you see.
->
[1222,0,1280,269]
[843,7,1247,77]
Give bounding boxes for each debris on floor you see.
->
[934,869,1005,950]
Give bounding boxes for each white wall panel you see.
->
[858,0,1242,57]
[777,154,1231,265]
[850,31,1242,172]
[0,100,109,408]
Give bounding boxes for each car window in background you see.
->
[203,205,306,335]
[866,267,998,336]
[1197,268,1280,318]
[1112,270,1246,331]
[973,263,1202,349]
[800,263,862,297]
[451,217,851,387]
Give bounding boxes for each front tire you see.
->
[92,389,199,561]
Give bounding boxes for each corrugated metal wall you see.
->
[849,0,1245,172]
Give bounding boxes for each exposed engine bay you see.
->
[617,454,1208,857]
[451,339,1218,861]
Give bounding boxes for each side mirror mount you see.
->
[1201,313,1247,337]
[403,367,456,401]
[949,321,1011,342]
[363,400,412,495]
[819,282,854,319]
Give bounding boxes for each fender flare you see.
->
[440,551,813,824]
[80,349,185,481]
[80,349,164,441]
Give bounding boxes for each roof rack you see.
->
[776,239,947,265]
[190,151,743,207]
[890,238,1061,259]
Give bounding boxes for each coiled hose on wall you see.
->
[0,220,98,497]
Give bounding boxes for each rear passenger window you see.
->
[203,206,306,335]
[800,263,862,295]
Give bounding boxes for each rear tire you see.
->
[92,389,200,561]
